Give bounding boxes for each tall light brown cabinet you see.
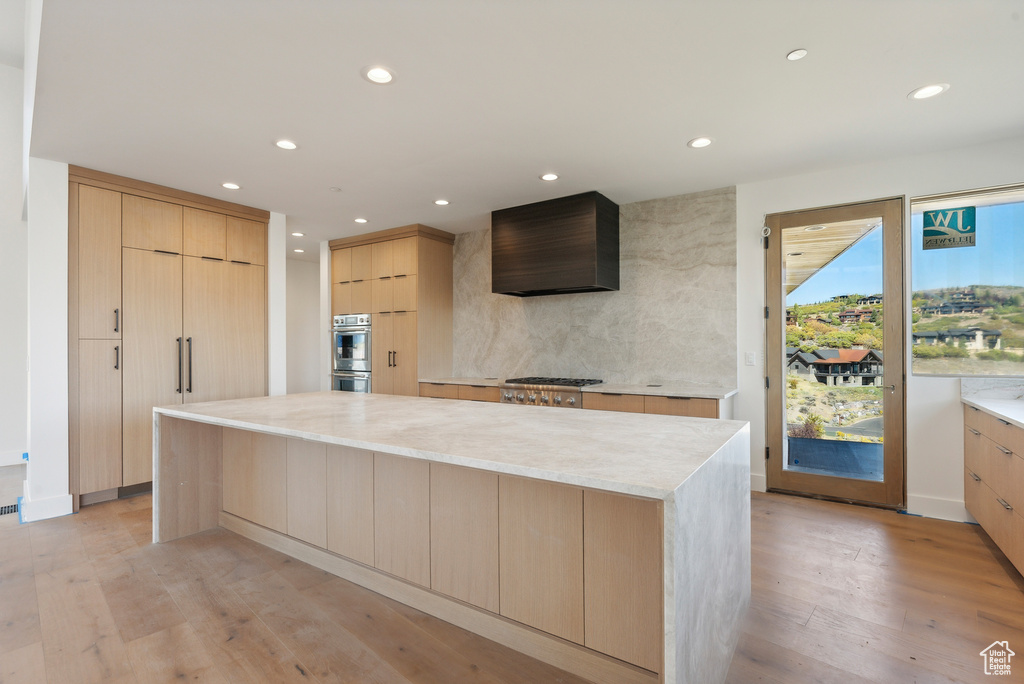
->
[330,225,454,396]
[69,167,269,506]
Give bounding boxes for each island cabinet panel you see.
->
[326,445,375,565]
[77,185,122,340]
[286,439,328,548]
[430,464,499,612]
[583,491,663,672]
[182,206,226,260]
[222,429,287,533]
[644,395,719,419]
[498,475,584,644]
[582,392,645,414]
[122,194,182,253]
[374,453,431,586]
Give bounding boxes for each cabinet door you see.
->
[331,282,352,316]
[371,277,393,313]
[122,248,183,486]
[326,445,374,565]
[644,395,719,418]
[122,195,182,253]
[392,312,419,396]
[374,453,431,587]
[222,429,287,532]
[287,439,327,547]
[78,185,122,339]
[430,464,499,612]
[78,340,122,493]
[351,280,372,314]
[392,237,418,275]
[331,247,352,283]
[582,392,645,413]
[182,207,226,259]
[184,258,266,403]
[226,216,266,265]
[351,244,373,281]
[371,313,394,394]
[371,240,394,278]
[583,491,663,671]
[499,476,584,644]
[392,275,417,312]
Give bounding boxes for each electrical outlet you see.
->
[745,352,756,366]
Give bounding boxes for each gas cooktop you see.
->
[503,377,603,388]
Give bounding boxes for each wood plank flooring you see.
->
[1,490,1022,683]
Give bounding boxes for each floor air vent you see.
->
[0,504,17,516]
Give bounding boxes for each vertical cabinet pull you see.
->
[114,308,119,333]
[114,345,120,370]
[176,337,183,393]
[186,337,193,393]
[393,350,398,366]
[387,351,393,367]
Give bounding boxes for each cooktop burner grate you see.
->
[503,377,603,387]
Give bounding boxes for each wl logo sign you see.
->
[923,206,976,250]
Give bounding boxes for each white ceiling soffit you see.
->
[30,0,1024,261]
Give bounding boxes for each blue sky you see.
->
[786,202,1024,306]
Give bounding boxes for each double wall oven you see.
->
[331,314,371,392]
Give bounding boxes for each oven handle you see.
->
[334,326,372,334]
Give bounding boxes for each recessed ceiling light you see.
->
[294,249,304,253]
[355,218,368,224]
[434,199,449,206]
[291,232,304,237]
[909,83,949,100]
[275,140,297,150]
[329,186,342,193]
[805,225,826,232]
[786,49,808,61]
[687,137,713,149]
[363,66,394,84]
[222,182,240,190]
[540,173,558,181]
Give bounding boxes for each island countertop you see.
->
[154,390,748,500]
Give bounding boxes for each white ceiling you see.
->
[25,0,1024,262]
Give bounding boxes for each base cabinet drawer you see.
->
[644,395,718,418]
[419,382,460,399]
[582,392,645,413]
[458,385,500,402]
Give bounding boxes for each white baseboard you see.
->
[0,449,26,468]
[906,494,971,523]
[19,492,73,523]
[750,473,767,493]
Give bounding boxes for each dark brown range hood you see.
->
[491,191,619,297]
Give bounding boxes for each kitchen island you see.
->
[153,391,750,684]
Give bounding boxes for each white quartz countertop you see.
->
[418,377,737,399]
[417,377,502,387]
[962,397,1024,430]
[155,391,749,500]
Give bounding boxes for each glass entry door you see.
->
[765,198,905,507]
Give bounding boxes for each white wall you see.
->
[736,136,1024,522]
[0,64,27,467]
[23,156,71,521]
[319,241,331,391]
[267,212,287,395]
[287,258,322,393]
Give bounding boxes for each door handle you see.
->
[186,337,193,393]
[114,308,119,333]
[388,351,394,367]
[886,384,895,393]
[176,337,183,393]
[393,350,397,367]
[114,345,119,370]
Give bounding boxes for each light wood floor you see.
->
[1,491,1022,683]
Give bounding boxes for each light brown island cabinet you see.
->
[326,445,375,565]
[373,453,431,587]
[963,404,1024,574]
[69,166,269,504]
[286,439,328,548]
[330,225,454,394]
[222,429,287,533]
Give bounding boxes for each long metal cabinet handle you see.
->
[114,308,119,333]
[967,427,980,436]
[176,337,183,393]
[186,337,193,393]
[997,445,1012,455]
[114,345,119,370]
[393,350,397,366]
[997,498,1013,511]
[969,471,981,482]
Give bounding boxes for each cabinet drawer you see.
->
[458,385,500,402]
[644,395,718,418]
[419,382,460,399]
[963,404,986,433]
[582,392,645,413]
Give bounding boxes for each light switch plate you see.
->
[745,351,756,366]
